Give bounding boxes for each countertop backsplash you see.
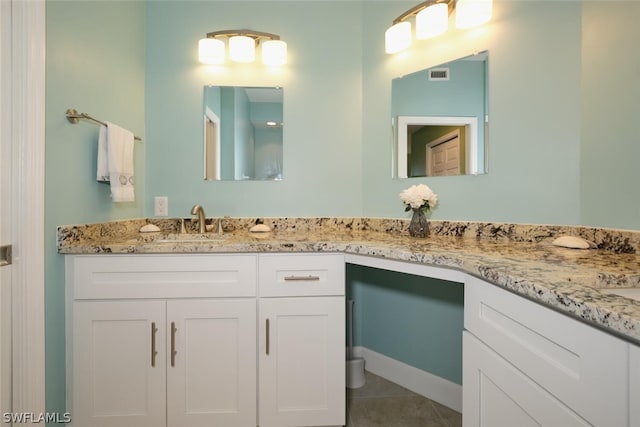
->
[58,217,640,254]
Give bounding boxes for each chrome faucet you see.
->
[190,204,206,233]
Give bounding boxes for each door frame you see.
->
[4,0,46,417]
[204,107,221,180]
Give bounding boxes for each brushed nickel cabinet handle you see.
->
[284,275,320,281]
[266,318,270,355]
[151,322,158,367]
[171,321,177,367]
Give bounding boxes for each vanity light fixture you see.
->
[385,0,492,54]
[455,0,493,29]
[199,29,287,66]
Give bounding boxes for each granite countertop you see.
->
[57,217,640,344]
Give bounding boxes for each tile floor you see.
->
[346,371,462,427]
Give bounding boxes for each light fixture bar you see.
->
[391,0,454,25]
[205,29,281,41]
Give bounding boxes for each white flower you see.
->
[399,184,438,211]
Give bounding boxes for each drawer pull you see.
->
[284,275,320,281]
[266,318,270,355]
[151,322,158,367]
[171,322,177,367]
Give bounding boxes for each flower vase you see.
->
[408,208,430,238]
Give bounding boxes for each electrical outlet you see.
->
[154,196,168,216]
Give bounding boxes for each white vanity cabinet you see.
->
[258,254,346,427]
[67,254,258,427]
[463,275,629,427]
[66,252,345,427]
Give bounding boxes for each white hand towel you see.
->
[97,125,109,181]
[96,122,135,202]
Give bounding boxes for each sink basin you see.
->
[153,233,228,243]
[604,288,640,302]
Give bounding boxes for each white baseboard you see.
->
[351,346,462,413]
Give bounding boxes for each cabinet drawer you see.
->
[68,254,257,299]
[258,253,345,297]
[464,275,628,427]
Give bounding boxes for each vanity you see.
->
[66,252,344,427]
[59,217,640,427]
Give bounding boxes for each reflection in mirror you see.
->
[203,86,283,181]
[391,51,488,178]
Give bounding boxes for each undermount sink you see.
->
[154,233,228,243]
[604,288,640,302]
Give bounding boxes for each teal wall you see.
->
[144,1,364,217]
[234,88,253,180]
[580,1,640,230]
[144,1,638,227]
[43,0,640,417]
[363,1,584,224]
[45,0,145,418]
[348,266,464,384]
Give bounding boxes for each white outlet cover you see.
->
[154,196,168,216]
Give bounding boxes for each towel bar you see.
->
[65,108,142,141]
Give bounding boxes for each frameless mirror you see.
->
[391,51,488,178]
[203,86,283,181]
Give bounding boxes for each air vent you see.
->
[428,68,450,81]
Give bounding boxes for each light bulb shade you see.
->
[455,0,492,29]
[385,21,412,54]
[262,40,287,66]
[416,3,449,39]
[229,35,255,62]
[198,38,225,64]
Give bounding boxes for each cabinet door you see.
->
[463,331,591,427]
[73,300,166,427]
[166,299,256,427]
[259,297,345,427]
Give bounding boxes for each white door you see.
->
[0,1,13,420]
[73,301,167,427]
[427,130,461,176]
[259,297,345,427]
[167,299,257,427]
[1,0,46,421]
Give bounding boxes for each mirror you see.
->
[391,51,488,178]
[203,86,283,181]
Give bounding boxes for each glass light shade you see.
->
[416,3,448,39]
[385,21,412,54]
[198,38,225,64]
[455,0,493,29]
[229,35,255,63]
[262,40,287,66]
